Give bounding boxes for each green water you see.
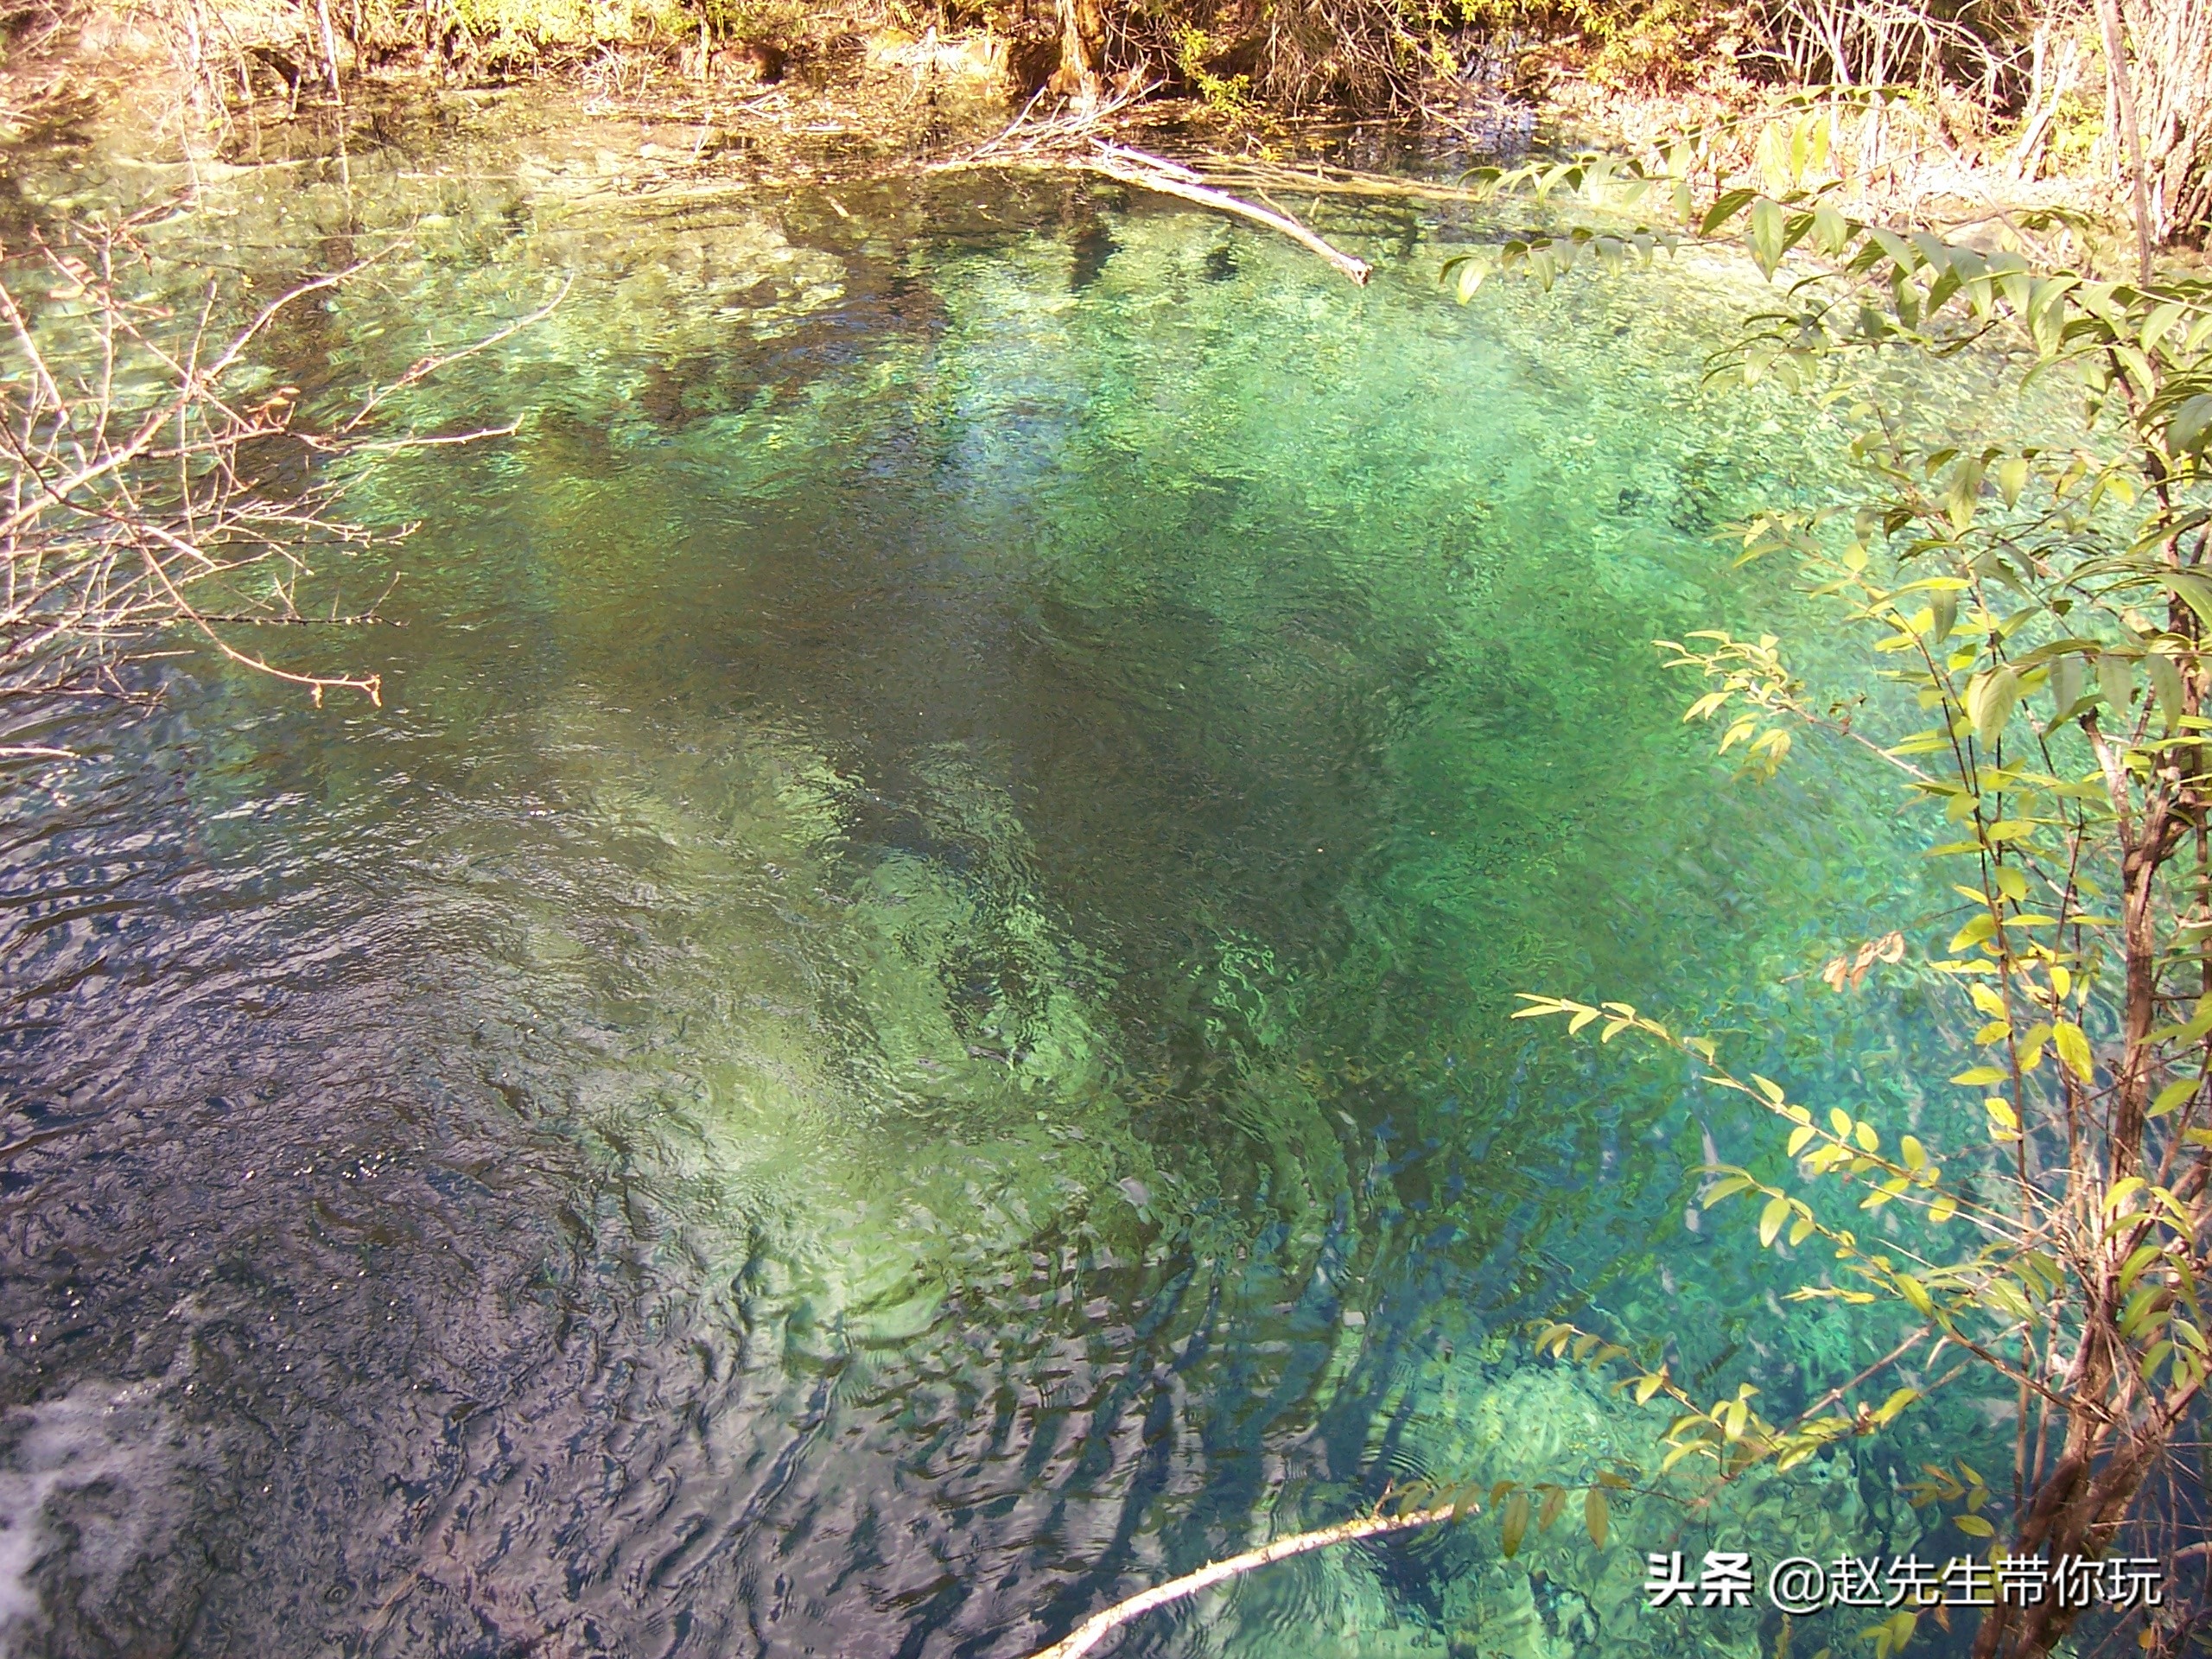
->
[0,111,2018,1657]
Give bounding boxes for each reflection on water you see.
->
[0,113,1980,1656]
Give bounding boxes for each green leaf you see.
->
[1929,589,1959,643]
[1750,198,1786,278]
[2169,572,2212,631]
[1703,1173,1755,1208]
[1965,666,2020,744]
[2171,392,2212,454]
[2152,1075,2202,1118]
[1700,188,1756,235]
[1949,912,1999,953]
[2097,652,2134,718]
[2159,994,2212,1046]
[2142,300,2187,353]
[1584,1486,1609,1548]
[1943,456,1984,532]
[2047,653,2085,728]
[2026,276,2075,354]
[2148,652,2186,730]
[1929,1191,1961,1224]
[2120,1242,2166,1293]
[1873,1387,1920,1424]
[1955,1512,1996,1537]
[2055,1020,2095,1084]
[1759,1193,1789,1247]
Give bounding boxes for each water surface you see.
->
[0,118,1991,1657]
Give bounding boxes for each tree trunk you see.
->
[2098,0,2157,276]
[1974,1436,2157,1655]
[2113,0,2212,244]
[1970,1355,2134,1658]
[1052,0,1105,106]
[1972,1280,2206,1654]
[2114,824,2165,1171]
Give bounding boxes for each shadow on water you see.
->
[0,119,1985,1657]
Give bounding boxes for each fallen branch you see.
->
[1077,151,1372,285]
[938,106,1372,288]
[1201,160,1507,208]
[968,80,1158,161]
[1020,1501,1459,1659]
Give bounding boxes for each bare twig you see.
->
[341,278,571,434]
[1021,1503,1459,1659]
[1,215,556,711]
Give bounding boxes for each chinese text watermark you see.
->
[1644,1552,2166,1615]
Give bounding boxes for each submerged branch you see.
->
[1020,1502,1458,1659]
[938,117,1371,286]
[1076,149,1371,285]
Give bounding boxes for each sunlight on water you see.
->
[0,109,2040,1656]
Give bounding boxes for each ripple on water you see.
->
[0,141,1978,1657]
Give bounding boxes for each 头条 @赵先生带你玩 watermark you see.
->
[1643,1549,2166,1615]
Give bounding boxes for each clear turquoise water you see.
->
[0,117,2006,1657]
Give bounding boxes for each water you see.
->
[2,105,2012,1657]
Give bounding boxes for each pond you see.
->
[0,99,2004,1658]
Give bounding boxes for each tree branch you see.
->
[1021,1503,1459,1659]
